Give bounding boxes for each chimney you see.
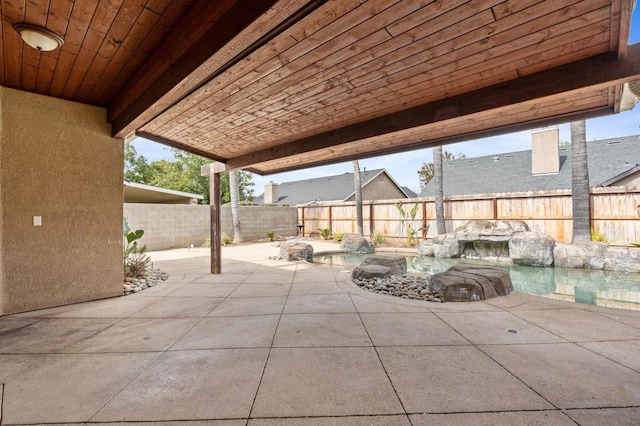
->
[531,128,560,175]
[264,182,278,204]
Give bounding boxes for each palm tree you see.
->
[434,146,446,234]
[571,120,591,242]
[229,170,243,243]
[353,160,363,235]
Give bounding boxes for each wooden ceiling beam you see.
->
[109,0,314,138]
[225,44,640,171]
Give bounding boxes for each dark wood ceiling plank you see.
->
[2,0,26,88]
[19,0,49,92]
[35,0,73,94]
[222,45,640,171]
[74,0,146,103]
[90,0,195,103]
[48,0,100,97]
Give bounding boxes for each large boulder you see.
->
[360,256,407,275]
[430,264,513,302]
[508,231,554,266]
[432,233,461,258]
[279,242,314,261]
[351,265,392,280]
[340,233,374,254]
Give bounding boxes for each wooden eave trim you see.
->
[226,45,640,171]
[136,132,227,163]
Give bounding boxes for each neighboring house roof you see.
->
[124,181,204,204]
[402,187,418,198]
[420,135,640,197]
[255,169,410,205]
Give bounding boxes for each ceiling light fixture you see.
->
[14,23,64,51]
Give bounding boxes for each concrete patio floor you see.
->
[1,241,639,425]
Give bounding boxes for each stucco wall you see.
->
[0,87,123,315]
[124,204,297,250]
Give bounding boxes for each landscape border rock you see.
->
[279,241,314,261]
[340,233,374,254]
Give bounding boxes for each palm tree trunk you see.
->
[434,146,446,234]
[571,120,591,242]
[353,160,364,235]
[229,170,243,243]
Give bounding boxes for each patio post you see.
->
[201,163,223,274]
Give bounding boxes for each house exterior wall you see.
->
[124,204,297,250]
[612,173,640,189]
[0,87,123,315]
[345,174,406,201]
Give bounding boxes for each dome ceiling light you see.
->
[14,23,64,51]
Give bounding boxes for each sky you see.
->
[130,8,640,195]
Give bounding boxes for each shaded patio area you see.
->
[1,241,639,424]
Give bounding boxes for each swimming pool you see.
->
[314,252,640,311]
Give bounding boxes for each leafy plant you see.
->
[266,231,277,241]
[395,203,425,246]
[221,232,232,246]
[319,228,332,240]
[202,235,211,247]
[372,231,387,245]
[590,227,609,243]
[123,218,150,279]
[333,232,344,242]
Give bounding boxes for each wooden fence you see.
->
[297,187,640,244]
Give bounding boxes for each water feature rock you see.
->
[351,265,392,280]
[508,231,554,266]
[430,264,513,302]
[418,240,434,257]
[604,246,640,273]
[279,242,314,261]
[340,233,374,254]
[554,241,607,269]
[360,255,407,275]
[432,233,461,258]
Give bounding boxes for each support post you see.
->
[202,163,224,274]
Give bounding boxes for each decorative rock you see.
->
[432,233,461,258]
[554,241,607,269]
[508,231,554,267]
[604,246,640,273]
[360,256,407,275]
[351,265,392,280]
[418,240,434,257]
[430,264,513,302]
[340,233,374,254]
[279,241,314,261]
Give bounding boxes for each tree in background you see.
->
[124,145,254,205]
[353,160,363,235]
[433,146,446,234]
[570,120,591,242]
[417,150,466,190]
[229,170,243,243]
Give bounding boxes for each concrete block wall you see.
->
[124,204,297,251]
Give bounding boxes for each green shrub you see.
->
[123,218,150,279]
[319,228,332,240]
[373,231,387,244]
[266,231,277,241]
[590,228,609,243]
[333,232,344,242]
[202,235,211,248]
[221,232,232,246]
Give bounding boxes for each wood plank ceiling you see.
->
[1,0,638,175]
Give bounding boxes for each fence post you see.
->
[493,197,498,220]
[369,203,374,235]
[422,201,427,238]
[329,205,333,232]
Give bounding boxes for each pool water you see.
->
[314,252,640,311]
